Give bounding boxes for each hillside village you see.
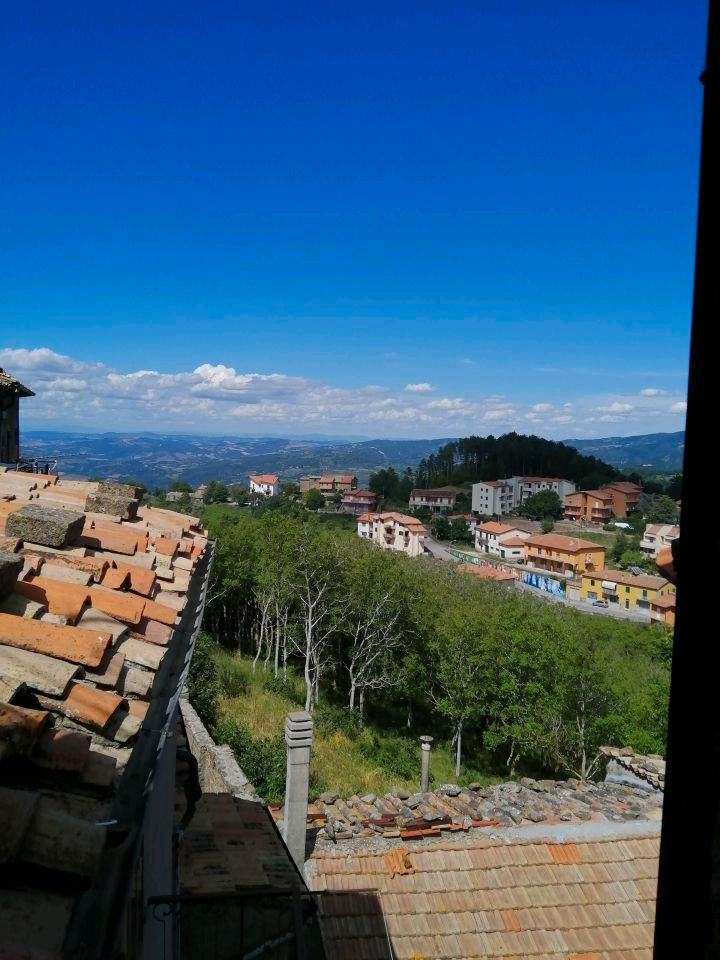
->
[0,336,686,956]
[175,462,679,627]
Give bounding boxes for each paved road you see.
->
[423,537,462,562]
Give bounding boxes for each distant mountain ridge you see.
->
[563,431,685,471]
[20,431,455,489]
[19,428,683,488]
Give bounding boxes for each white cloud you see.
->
[404,382,434,393]
[3,345,690,439]
[640,388,667,397]
[597,402,634,414]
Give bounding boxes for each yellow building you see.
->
[579,568,676,615]
[523,533,606,576]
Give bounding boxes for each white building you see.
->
[409,487,462,513]
[640,523,680,557]
[358,511,426,557]
[471,480,515,517]
[249,473,279,497]
[475,521,530,559]
[472,476,576,516]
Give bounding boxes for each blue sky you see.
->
[2,1,704,438]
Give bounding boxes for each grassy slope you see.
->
[213,650,506,798]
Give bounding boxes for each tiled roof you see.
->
[524,534,606,553]
[477,522,516,534]
[499,536,528,546]
[307,827,660,959]
[604,482,642,494]
[357,512,381,522]
[650,594,676,609]
[588,569,671,591]
[249,473,279,484]
[0,471,211,957]
[374,513,426,533]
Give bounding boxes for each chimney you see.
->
[283,711,313,870]
[420,735,433,792]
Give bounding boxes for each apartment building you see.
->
[408,487,462,513]
[579,569,675,616]
[357,511,426,557]
[471,479,515,516]
[474,521,530,560]
[563,489,615,523]
[299,474,358,495]
[564,481,642,522]
[523,533,606,576]
[640,524,680,557]
[472,476,576,517]
[342,488,377,515]
[249,473,279,497]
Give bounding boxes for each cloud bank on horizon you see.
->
[1,347,687,440]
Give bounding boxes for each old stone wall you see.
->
[179,696,257,800]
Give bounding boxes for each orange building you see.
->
[523,533,606,576]
[564,481,642,522]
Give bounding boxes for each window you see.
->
[590,579,595,586]
[626,586,630,593]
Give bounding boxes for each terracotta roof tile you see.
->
[129,617,173,645]
[113,563,156,596]
[36,681,124,732]
[0,702,49,759]
[0,612,111,667]
[155,537,180,556]
[14,576,89,622]
[101,567,131,590]
[142,598,178,626]
[78,527,140,555]
[89,586,146,625]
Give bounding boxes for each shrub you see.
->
[356,732,419,781]
[187,631,220,730]
[314,703,363,739]
[214,716,287,802]
[261,670,304,705]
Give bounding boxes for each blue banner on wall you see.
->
[522,572,565,596]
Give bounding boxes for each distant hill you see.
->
[563,431,685,472]
[20,431,455,489]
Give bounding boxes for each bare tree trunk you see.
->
[263,621,273,672]
[455,721,463,778]
[273,605,281,679]
[359,687,365,723]
[349,680,356,712]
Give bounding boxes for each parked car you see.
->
[592,599,609,607]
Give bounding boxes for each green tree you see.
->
[204,480,230,504]
[665,474,683,501]
[520,490,563,520]
[280,482,299,498]
[171,480,192,493]
[541,516,555,534]
[647,495,679,524]
[331,490,343,506]
[187,631,220,730]
[449,516,472,544]
[303,488,325,512]
[431,514,451,540]
[369,467,400,502]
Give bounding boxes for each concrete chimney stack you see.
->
[283,711,314,870]
[420,735,433,792]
